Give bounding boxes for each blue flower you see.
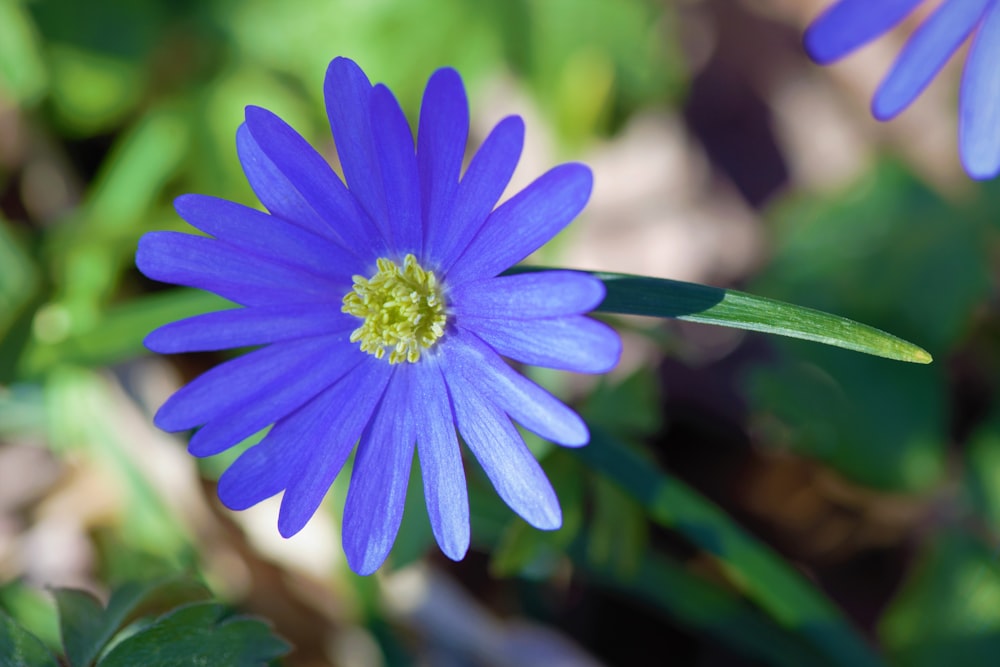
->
[136,57,621,574]
[805,0,1000,179]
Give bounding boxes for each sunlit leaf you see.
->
[0,611,59,667]
[593,271,931,364]
[98,602,290,667]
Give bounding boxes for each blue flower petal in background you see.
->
[136,56,621,575]
[805,0,1000,179]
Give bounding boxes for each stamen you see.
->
[342,254,447,364]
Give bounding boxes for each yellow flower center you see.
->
[341,254,447,364]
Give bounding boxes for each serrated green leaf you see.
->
[55,589,107,667]
[592,271,931,364]
[0,611,60,667]
[97,602,290,667]
[54,578,211,667]
[576,428,884,667]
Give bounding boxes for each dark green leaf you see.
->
[0,611,60,667]
[55,578,211,667]
[55,589,107,667]
[575,547,823,667]
[593,271,931,364]
[576,428,884,667]
[98,602,290,667]
[881,532,1000,666]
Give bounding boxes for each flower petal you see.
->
[136,232,337,306]
[461,315,621,374]
[873,0,993,119]
[217,419,309,511]
[145,304,355,354]
[804,0,924,64]
[960,0,1000,179]
[243,105,384,259]
[343,368,417,574]
[187,343,363,457]
[417,68,468,252]
[449,270,605,319]
[445,365,561,530]
[428,116,524,270]
[278,357,393,537]
[236,123,331,239]
[154,334,349,431]
[323,57,389,237]
[412,361,469,561]
[445,331,589,447]
[370,84,422,255]
[445,163,592,285]
[174,194,363,280]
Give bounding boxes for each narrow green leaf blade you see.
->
[574,546,822,667]
[0,611,60,667]
[576,428,884,667]
[590,270,931,364]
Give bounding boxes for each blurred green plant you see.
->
[0,577,289,667]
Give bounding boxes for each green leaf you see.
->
[592,271,931,364]
[880,532,1000,666]
[0,611,60,667]
[55,589,107,667]
[97,602,290,667]
[23,289,228,376]
[55,578,211,667]
[0,1,48,104]
[576,428,884,667]
[575,547,822,667]
[747,347,946,491]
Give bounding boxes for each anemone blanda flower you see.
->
[805,0,1000,179]
[136,57,621,574]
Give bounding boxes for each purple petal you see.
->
[154,334,352,433]
[804,0,924,64]
[174,194,363,280]
[136,232,337,306]
[323,58,389,237]
[449,270,605,319]
[412,361,469,561]
[417,68,468,253]
[444,163,593,285]
[243,105,384,260]
[873,0,993,119]
[236,123,332,239]
[445,331,589,447]
[370,84,422,255]
[187,344,363,457]
[461,315,620,374]
[217,416,311,511]
[427,116,524,270]
[444,363,561,530]
[343,368,416,574]
[960,0,1000,179]
[278,357,392,537]
[145,303,355,354]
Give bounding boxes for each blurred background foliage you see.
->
[3,0,1000,664]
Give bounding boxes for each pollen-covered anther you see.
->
[342,254,447,364]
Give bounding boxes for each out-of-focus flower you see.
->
[805,0,1000,179]
[136,57,621,575]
